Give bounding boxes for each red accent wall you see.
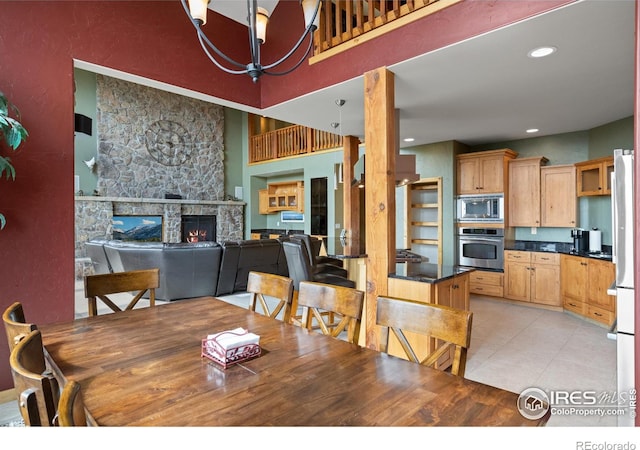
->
[0,0,576,390]
[0,0,260,390]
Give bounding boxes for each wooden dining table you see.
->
[39,296,550,426]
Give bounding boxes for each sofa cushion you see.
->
[215,241,241,296]
[232,239,283,292]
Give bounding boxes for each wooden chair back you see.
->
[57,380,87,426]
[3,301,37,351]
[9,329,60,426]
[247,271,294,322]
[297,281,364,344]
[84,268,160,316]
[376,296,473,377]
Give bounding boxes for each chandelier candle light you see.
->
[182,0,322,83]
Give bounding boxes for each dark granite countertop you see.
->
[389,262,474,284]
[506,240,613,262]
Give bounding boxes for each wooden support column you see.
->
[342,135,361,255]
[363,67,396,350]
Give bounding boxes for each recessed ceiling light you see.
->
[526,128,539,134]
[528,46,557,58]
[403,138,415,143]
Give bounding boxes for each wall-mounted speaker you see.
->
[74,113,92,136]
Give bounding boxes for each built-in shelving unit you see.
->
[406,177,442,264]
[259,181,304,214]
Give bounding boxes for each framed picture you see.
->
[112,215,163,242]
[281,211,304,223]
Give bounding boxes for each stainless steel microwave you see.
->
[456,194,504,222]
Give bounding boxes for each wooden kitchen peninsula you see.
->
[386,263,473,368]
[389,262,473,309]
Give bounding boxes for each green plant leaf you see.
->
[0,156,16,180]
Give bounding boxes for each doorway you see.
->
[310,177,328,236]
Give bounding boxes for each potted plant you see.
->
[0,91,28,229]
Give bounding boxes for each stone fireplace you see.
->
[74,75,245,278]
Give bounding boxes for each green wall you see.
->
[470,116,633,246]
[243,148,347,237]
[74,69,98,195]
[223,108,245,200]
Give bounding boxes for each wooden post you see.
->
[363,67,396,350]
[343,135,361,256]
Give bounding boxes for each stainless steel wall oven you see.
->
[457,227,504,270]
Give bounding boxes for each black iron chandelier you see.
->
[182,0,322,83]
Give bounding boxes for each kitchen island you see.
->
[385,262,474,369]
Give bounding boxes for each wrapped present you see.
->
[201,327,261,368]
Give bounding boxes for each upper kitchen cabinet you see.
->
[258,181,304,214]
[508,156,548,227]
[456,149,517,195]
[575,156,614,197]
[540,165,577,227]
[509,158,577,228]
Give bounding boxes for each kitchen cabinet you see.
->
[469,270,503,297]
[456,149,517,195]
[508,157,548,227]
[407,177,442,264]
[560,254,615,326]
[540,165,577,227]
[386,271,470,370]
[504,250,561,307]
[258,181,304,214]
[575,156,614,197]
[509,159,577,228]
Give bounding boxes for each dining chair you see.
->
[9,329,60,426]
[376,296,473,377]
[84,268,160,316]
[57,380,87,426]
[297,280,364,345]
[246,271,294,322]
[3,301,37,351]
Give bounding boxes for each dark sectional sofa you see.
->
[85,238,289,301]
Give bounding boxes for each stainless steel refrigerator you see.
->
[610,148,635,427]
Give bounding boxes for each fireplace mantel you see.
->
[75,196,245,207]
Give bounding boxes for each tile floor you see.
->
[1,287,618,427]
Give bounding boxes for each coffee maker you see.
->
[570,228,589,253]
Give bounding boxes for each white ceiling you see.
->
[211,0,635,147]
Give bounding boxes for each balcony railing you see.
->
[249,124,343,164]
[312,0,461,61]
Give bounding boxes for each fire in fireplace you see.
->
[181,215,216,243]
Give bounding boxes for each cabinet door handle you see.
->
[594,312,603,317]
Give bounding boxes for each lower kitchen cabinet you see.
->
[469,270,504,297]
[504,250,561,307]
[560,254,615,326]
[386,272,470,370]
